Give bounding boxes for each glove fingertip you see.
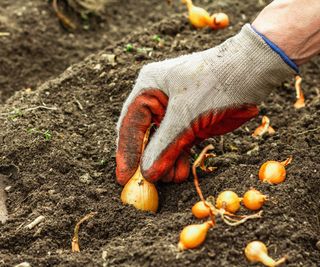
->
[160,168,175,183]
[116,167,132,186]
[141,166,162,183]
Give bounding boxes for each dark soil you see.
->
[0,0,179,103]
[1,0,320,266]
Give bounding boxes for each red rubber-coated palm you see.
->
[116,89,259,185]
[116,90,168,185]
[141,105,259,183]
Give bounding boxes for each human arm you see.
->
[252,0,320,66]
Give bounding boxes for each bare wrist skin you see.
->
[252,0,320,66]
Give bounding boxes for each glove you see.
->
[116,24,295,185]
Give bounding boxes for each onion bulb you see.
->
[210,13,229,29]
[216,191,241,213]
[192,201,211,219]
[182,0,211,28]
[259,157,292,184]
[252,116,275,138]
[245,241,287,267]
[121,166,158,212]
[294,75,305,109]
[243,189,267,211]
[178,221,213,250]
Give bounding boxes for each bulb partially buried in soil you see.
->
[245,241,287,267]
[259,157,292,184]
[121,166,159,213]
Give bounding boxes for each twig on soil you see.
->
[74,97,84,110]
[0,32,10,37]
[219,136,224,154]
[52,0,77,30]
[0,105,58,119]
[72,212,97,252]
[296,127,320,136]
[25,215,45,230]
[23,105,58,112]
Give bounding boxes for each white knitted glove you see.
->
[116,24,296,185]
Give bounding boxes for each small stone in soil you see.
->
[0,176,8,224]
[14,262,31,267]
[79,173,92,184]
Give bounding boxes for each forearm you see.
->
[252,0,320,66]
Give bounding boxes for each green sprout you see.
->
[152,34,164,47]
[43,130,52,141]
[124,44,134,52]
[8,108,23,121]
[28,128,52,141]
[152,35,162,42]
[99,159,107,166]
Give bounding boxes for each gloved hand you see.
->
[116,24,295,185]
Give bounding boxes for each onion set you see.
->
[182,0,229,30]
[192,200,211,219]
[243,189,267,211]
[210,13,229,29]
[178,221,214,250]
[216,190,241,213]
[120,127,159,212]
[245,241,287,267]
[252,116,275,138]
[121,166,158,212]
[182,0,211,28]
[178,145,262,250]
[294,75,305,109]
[259,157,292,184]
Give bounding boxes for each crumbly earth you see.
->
[0,0,179,103]
[0,0,320,266]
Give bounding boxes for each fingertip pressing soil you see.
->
[0,0,320,266]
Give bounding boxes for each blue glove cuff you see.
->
[251,25,299,73]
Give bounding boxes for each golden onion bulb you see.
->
[121,167,158,212]
[178,221,213,250]
[245,241,276,267]
[216,190,241,213]
[245,241,287,267]
[243,189,267,211]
